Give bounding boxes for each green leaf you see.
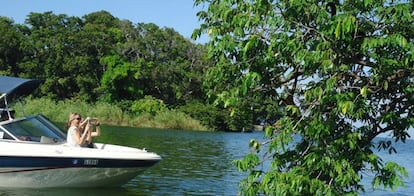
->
[335,20,342,38]
[249,139,261,152]
[360,86,368,98]
[243,35,258,55]
[341,101,354,115]
[265,126,274,137]
[326,77,337,91]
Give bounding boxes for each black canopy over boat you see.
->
[0,76,43,108]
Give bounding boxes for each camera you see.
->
[89,118,98,124]
[80,117,99,126]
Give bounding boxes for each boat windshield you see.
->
[0,114,66,143]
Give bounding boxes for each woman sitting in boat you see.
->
[66,112,101,147]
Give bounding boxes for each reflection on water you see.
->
[1,125,413,195]
[0,187,135,196]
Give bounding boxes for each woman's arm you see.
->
[91,120,101,137]
[91,125,101,137]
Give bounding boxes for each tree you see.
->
[76,11,123,101]
[101,22,209,106]
[0,17,25,76]
[17,11,122,101]
[18,12,81,99]
[193,0,414,194]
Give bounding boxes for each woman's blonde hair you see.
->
[66,112,81,128]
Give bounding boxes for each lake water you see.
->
[1,126,413,195]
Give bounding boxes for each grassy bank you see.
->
[15,97,211,131]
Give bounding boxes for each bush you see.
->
[153,110,209,131]
[130,95,166,115]
[17,97,210,131]
[18,97,126,126]
[178,101,227,131]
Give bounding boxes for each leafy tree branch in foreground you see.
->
[194,0,414,195]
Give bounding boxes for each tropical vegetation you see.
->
[0,11,261,131]
[193,0,414,195]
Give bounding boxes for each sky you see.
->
[0,0,209,43]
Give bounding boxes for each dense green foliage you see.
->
[1,11,206,104]
[193,0,414,194]
[0,11,263,131]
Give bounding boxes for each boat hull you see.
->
[0,167,149,188]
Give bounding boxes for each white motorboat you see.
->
[0,76,161,188]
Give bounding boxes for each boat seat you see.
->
[40,136,56,144]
